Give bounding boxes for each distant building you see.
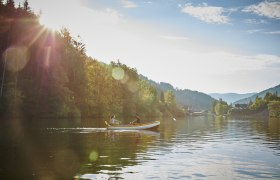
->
[234,104,248,109]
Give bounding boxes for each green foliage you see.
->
[268,101,280,118]
[249,96,267,111]
[264,92,280,102]
[231,92,280,117]
[213,99,230,116]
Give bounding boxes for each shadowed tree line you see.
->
[0,1,185,119]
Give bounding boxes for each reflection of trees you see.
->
[76,130,160,178]
[159,118,176,140]
[243,117,280,150]
[213,116,228,131]
[0,118,84,179]
[267,117,280,140]
[246,117,280,140]
[0,118,160,179]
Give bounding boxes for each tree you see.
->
[249,96,266,111]
[23,0,30,11]
[160,91,165,103]
[214,99,230,116]
[264,92,279,102]
[6,0,15,8]
[165,91,176,106]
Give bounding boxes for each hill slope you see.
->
[209,93,256,104]
[142,77,216,111]
[234,84,280,104]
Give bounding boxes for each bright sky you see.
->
[17,0,280,93]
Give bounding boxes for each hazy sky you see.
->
[17,0,280,93]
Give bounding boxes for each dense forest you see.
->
[0,1,185,119]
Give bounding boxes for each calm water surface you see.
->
[0,116,280,179]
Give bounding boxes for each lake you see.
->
[0,116,280,179]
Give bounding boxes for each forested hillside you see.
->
[234,84,280,105]
[0,1,185,119]
[143,77,216,111]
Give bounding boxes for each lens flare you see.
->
[112,67,125,80]
[89,151,98,162]
[43,46,52,68]
[4,46,29,72]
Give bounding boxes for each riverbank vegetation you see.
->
[212,92,280,118]
[212,99,230,116]
[0,1,185,119]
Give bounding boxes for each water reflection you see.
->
[0,117,280,179]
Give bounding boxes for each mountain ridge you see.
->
[234,84,280,104]
[141,76,216,111]
[209,92,256,104]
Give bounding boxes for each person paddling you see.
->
[110,115,121,125]
[130,114,141,124]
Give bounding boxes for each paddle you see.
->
[104,121,111,127]
[167,110,176,121]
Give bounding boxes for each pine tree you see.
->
[23,0,30,11]
[6,0,15,8]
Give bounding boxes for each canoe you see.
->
[105,121,160,130]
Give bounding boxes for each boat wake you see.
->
[46,127,107,133]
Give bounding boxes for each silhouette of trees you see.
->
[23,0,30,11]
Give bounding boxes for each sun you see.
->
[32,0,85,31]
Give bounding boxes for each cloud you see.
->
[243,18,268,24]
[243,1,280,19]
[181,3,229,24]
[144,1,152,4]
[246,29,263,34]
[121,0,137,8]
[264,31,280,35]
[160,35,189,41]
